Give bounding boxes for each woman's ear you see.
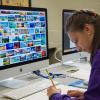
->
[83,24,94,35]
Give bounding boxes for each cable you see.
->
[32,70,66,79]
[54,48,62,62]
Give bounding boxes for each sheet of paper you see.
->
[70,69,90,81]
[20,84,86,100]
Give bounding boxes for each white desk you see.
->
[0,62,90,100]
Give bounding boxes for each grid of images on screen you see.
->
[0,9,47,66]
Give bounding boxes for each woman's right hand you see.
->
[67,90,84,99]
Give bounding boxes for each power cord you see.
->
[54,48,62,62]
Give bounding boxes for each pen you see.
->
[45,69,56,87]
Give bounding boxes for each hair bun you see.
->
[80,10,97,17]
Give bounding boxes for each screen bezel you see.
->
[62,9,78,55]
[0,6,49,70]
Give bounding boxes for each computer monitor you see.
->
[0,6,49,88]
[62,9,89,64]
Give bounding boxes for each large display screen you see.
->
[0,6,48,69]
[62,9,77,55]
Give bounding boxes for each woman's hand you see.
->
[67,90,84,99]
[47,86,61,97]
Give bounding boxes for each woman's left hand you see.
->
[47,86,61,97]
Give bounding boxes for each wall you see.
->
[31,0,100,49]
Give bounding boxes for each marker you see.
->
[45,69,56,87]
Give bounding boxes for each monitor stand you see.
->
[0,78,29,89]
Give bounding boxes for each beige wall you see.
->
[31,0,100,49]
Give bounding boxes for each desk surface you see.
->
[0,62,90,100]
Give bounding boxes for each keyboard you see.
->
[3,79,59,100]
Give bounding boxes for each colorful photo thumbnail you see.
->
[0,22,8,28]
[6,43,14,50]
[3,57,10,65]
[32,53,38,59]
[40,28,46,34]
[10,56,20,64]
[17,23,25,28]
[26,16,34,21]
[9,22,17,28]
[14,49,23,55]
[19,29,28,34]
[31,46,36,52]
[11,29,19,35]
[42,51,46,57]
[41,22,45,27]
[0,44,5,50]
[26,53,33,61]
[14,42,20,49]
[2,37,9,43]
[36,46,41,52]
[8,15,15,21]
[10,35,19,42]
[0,52,6,58]
[28,29,34,35]
[40,17,45,21]
[6,50,14,57]
[34,41,41,46]
[0,36,2,43]
[20,41,28,48]
[27,41,33,47]
[22,47,31,54]
[33,16,39,21]
[35,34,41,40]
[35,28,40,34]
[15,15,21,21]
[34,22,41,27]
[0,16,8,21]
[20,54,26,62]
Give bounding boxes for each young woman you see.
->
[47,10,100,100]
